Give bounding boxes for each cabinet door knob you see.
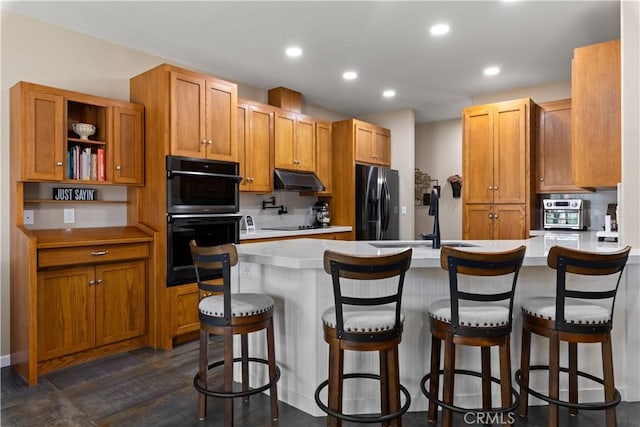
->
[488,186,494,190]
[488,213,494,219]
[201,139,207,145]
[96,278,103,285]
[540,177,544,181]
[115,165,121,171]
[494,186,498,190]
[208,140,213,145]
[89,279,95,285]
[494,214,499,219]
[56,161,63,166]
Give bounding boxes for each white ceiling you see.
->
[2,1,620,123]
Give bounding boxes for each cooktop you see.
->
[262,225,322,231]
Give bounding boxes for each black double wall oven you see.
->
[166,155,243,286]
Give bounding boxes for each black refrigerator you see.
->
[355,164,399,240]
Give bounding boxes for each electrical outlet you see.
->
[240,264,251,279]
[401,206,407,215]
[63,208,75,224]
[24,210,34,225]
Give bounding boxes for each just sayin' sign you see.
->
[53,187,96,201]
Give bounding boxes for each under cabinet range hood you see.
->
[273,169,325,192]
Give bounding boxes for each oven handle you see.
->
[167,213,243,223]
[167,170,243,182]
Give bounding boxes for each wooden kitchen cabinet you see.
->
[462,98,534,239]
[535,99,588,193]
[37,260,145,362]
[315,120,333,195]
[10,81,144,185]
[354,120,391,167]
[237,100,274,192]
[170,70,238,161]
[463,204,526,240]
[10,227,152,385]
[572,39,621,188]
[274,110,315,172]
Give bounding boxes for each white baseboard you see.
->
[1,354,11,368]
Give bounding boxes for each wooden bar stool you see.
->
[314,248,413,427]
[516,245,631,427]
[190,241,280,427]
[420,245,526,427]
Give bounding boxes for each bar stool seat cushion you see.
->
[199,293,274,318]
[522,296,611,324]
[322,306,404,332]
[428,299,510,327]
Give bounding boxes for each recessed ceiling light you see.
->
[383,90,396,98]
[484,66,501,76]
[343,71,358,80]
[430,23,450,36]
[285,46,302,57]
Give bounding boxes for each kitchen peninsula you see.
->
[235,234,639,416]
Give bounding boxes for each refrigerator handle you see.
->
[381,180,390,232]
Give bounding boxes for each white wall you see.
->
[358,109,416,240]
[415,119,463,240]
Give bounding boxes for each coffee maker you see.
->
[313,201,331,228]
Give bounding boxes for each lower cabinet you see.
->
[170,283,201,337]
[463,204,526,240]
[37,261,146,361]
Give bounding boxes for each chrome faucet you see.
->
[420,187,441,249]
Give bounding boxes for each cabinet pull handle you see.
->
[56,161,63,166]
[90,250,110,256]
[115,165,121,171]
[89,279,96,285]
[96,278,104,285]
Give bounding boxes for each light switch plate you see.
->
[64,208,75,224]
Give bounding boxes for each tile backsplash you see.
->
[239,192,319,229]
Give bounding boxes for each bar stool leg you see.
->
[379,350,390,426]
[428,335,441,424]
[602,333,617,427]
[241,334,249,403]
[224,330,234,427]
[519,325,532,418]
[198,328,208,420]
[387,346,402,427]
[266,318,279,421]
[569,342,578,416]
[481,346,492,412]
[442,335,456,427]
[499,337,514,425]
[327,343,344,427]
[548,331,560,427]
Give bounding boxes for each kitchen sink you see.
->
[368,241,479,249]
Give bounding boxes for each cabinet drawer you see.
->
[38,243,149,268]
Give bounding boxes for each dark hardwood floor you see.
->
[2,337,639,426]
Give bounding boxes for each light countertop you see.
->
[237,231,637,269]
[239,225,352,240]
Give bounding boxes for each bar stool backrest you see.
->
[190,241,238,327]
[323,248,412,342]
[547,245,631,333]
[440,245,527,337]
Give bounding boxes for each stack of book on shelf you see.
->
[67,146,105,181]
